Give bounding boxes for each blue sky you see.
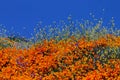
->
[0,0,120,38]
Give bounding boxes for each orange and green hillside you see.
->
[0,18,120,80]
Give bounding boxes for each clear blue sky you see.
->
[0,0,120,38]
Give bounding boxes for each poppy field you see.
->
[0,17,120,80]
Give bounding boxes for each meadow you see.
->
[0,17,120,80]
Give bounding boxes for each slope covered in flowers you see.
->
[0,17,120,80]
